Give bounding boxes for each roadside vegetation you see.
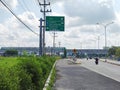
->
[108,46,120,60]
[0,55,59,90]
[46,67,56,90]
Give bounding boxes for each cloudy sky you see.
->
[0,0,120,49]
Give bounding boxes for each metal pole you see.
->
[98,36,100,50]
[59,42,61,48]
[97,36,100,58]
[105,26,107,61]
[97,22,114,62]
[43,0,46,55]
[53,30,56,55]
[105,26,107,49]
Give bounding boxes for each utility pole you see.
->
[39,0,51,55]
[39,18,43,56]
[59,42,61,48]
[53,31,57,55]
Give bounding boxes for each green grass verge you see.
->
[46,67,56,90]
[0,56,58,90]
[0,57,19,68]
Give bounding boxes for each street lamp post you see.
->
[97,22,114,62]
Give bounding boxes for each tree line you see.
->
[108,46,120,60]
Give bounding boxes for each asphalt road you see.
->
[80,58,120,82]
[54,59,120,90]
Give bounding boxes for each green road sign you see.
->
[46,16,65,31]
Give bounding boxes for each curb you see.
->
[106,61,120,66]
[43,61,57,90]
[100,59,120,66]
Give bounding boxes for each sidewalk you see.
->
[100,59,120,66]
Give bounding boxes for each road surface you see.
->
[54,59,120,90]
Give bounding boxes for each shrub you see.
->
[4,49,18,56]
[18,57,43,90]
[0,67,20,90]
[0,56,57,90]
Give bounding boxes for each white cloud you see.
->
[63,0,115,25]
[0,11,39,47]
[1,0,120,49]
[0,0,18,9]
[6,0,18,9]
[0,24,10,41]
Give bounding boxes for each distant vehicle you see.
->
[89,57,92,59]
[95,57,99,65]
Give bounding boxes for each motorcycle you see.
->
[95,58,99,65]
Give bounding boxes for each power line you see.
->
[33,0,41,13]
[21,0,31,12]
[16,0,40,30]
[18,0,40,30]
[18,0,31,13]
[46,0,52,12]
[36,0,43,11]
[37,0,41,7]
[0,0,39,36]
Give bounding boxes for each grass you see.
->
[0,56,58,90]
[46,67,56,90]
[0,57,19,68]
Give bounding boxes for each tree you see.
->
[108,46,117,56]
[115,48,120,58]
[4,49,18,56]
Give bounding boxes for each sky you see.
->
[0,0,120,49]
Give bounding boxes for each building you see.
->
[67,49,108,58]
[0,47,108,58]
[0,47,65,56]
